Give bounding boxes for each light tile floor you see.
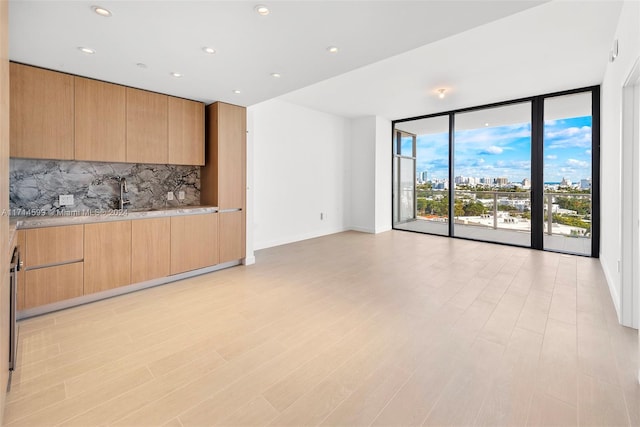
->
[4,230,638,426]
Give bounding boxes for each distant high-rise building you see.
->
[455,176,466,185]
[522,178,531,188]
[495,177,509,186]
[419,171,429,183]
[560,177,572,187]
[580,178,591,190]
[480,177,492,185]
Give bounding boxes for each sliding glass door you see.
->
[453,102,532,246]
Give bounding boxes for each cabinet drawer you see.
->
[24,225,84,268]
[23,262,84,309]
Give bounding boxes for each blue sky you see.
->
[415,116,592,183]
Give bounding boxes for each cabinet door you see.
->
[24,225,84,268]
[218,103,246,209]
[170,213,218,274]
[10,63,74,159]
[84,221,131,294]
[131,217,170,283]
[24,263,84,309]
[202,102,246,209]
[219,210,244,263]
[168,97,204,165]
[75,77,126,162]
[126,87,168,164]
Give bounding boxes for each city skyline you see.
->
[415,116,592,183]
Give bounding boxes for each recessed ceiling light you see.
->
[78,47,96,54]
[203,47,216,54]
[92,5,112,17]
[484,122,489,127]
[171,72,182,78]
[271,73,281,78]
[327,46,339,54]
[136,63,147,69]
[233,90,241,94]
[255,5,270,16]
[436,88,446,99]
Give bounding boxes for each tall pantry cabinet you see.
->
[202,102,246,263]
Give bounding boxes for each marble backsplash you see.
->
[10,159,200,214]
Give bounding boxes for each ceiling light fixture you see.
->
[203,47,216,54]
[327,46,339,54]
[436,88,446,99]
[271,73,281,78]
[484,122,489,127]
[170,72,182,78]
[255,5,270,16]
[92,5,112,17]
[78,47,96,54]
[233,89,241,94]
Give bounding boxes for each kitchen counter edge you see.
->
[11,206,220,230]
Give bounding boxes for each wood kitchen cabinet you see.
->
[201,102,246,210]
[9,62,74,160]
[24,263,83,309]
[131,217,171,283]
[170,213,218,274]
[23,224,84,268]
[168,97,205,165]
[126,87,168,164]
[20,225,84,310]
[84,221,132,294]
[75,76,126,162]
[219,210,245,263]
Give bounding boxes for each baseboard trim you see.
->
[600,255,622,323]
[255,227,349,250]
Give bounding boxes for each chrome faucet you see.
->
[118,177,130,210]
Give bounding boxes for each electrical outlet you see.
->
[167,192,174,201]
[178,191,185,200]
[59,194,74,206]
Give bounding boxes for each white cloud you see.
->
[546,154,557,160]
[567,158,589,168]
[483,146,503,155]
[585,149,592,155]
[546,126,592,149]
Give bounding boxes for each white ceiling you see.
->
[281,0,622,120]
[8,0,547,106]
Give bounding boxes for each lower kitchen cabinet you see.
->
[24,263,83,309]
[171,213,218,274]
[131,217,171,283]
[84,221,132,294]
[219,210,245,263]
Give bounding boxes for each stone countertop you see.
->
[12,205,219,229]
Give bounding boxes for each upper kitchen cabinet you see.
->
[168,97,204,166]
[126,87,168,164]
[75,77,126,162]
[201,102,246,210]
[9,63,74,160]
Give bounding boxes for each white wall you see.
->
[374,117,392,233]
[350,117,376,233]
[600,0,640,326]
[249,99,351,250]
[349,116,392,233]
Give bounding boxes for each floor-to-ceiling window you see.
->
[393,116,449,236]
[543,92,593,255]
[392,87,599,257]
